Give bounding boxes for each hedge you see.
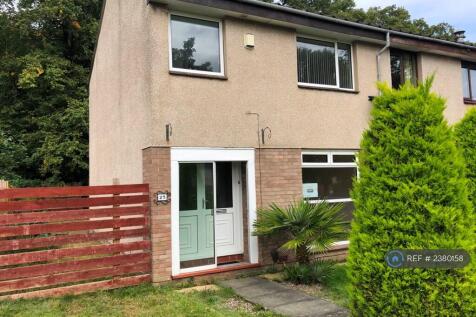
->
[348,78,476,316]
[454,108,476,205]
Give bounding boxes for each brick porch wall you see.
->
[255,149,303,265]
[143,147,172,283]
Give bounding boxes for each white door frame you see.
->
[171,147,258,276]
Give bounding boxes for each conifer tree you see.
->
[454,108,476,205]
[348,79,476,316]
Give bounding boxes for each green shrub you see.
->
[253,200,347,264]
[283,260,337,285]
[348,79,476,316]
[454,108,476,204]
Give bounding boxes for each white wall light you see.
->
[244,33,255,48]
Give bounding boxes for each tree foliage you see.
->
[268,0,464,42]
[348,79,476,316]
[454,108,476,205]
[0,0,101,186]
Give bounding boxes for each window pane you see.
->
[391,50,417,89]
[471,69,476,100]
[339,201,355,222]
[303,154,328,163]
[216,162,233,208]
[297,38,336,86]
[333,154,355,163]
[338,43,353,89]
[391,54,402,89]
[403,53,417,85]
[171,15,221,73]
[302,167,357,200]
[462,68,470,99]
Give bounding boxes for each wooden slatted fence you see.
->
[0,184,151,300]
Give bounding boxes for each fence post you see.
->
[0,180,9,190]
[0,180,9,204]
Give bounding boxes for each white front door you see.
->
[215,162,244,257]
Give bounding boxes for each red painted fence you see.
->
[0,184,151,300]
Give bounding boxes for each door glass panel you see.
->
[179,163,215,269]
[179,164,197,211]
[205,165,214,210]
[216,162,233,208]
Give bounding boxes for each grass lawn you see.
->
[317,264,350,307]
[0,282,280,317]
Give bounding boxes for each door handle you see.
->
[216,209,227,214]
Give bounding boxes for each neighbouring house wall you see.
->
[147,8,392,150]
[89,0,152,185]
[418,53,467,124]
[143,147,172,283]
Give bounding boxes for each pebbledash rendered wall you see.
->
[89,1,470,187]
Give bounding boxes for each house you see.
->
[89,0,476,282]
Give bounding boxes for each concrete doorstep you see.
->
[221,277,348,317]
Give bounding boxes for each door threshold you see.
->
[172,263,261,280]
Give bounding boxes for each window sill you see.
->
[298,84,359,94]
[464,98,476,105]
[169,70,227,80]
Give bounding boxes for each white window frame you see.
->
[297,35,355,91]
[301,150,358,204]
[168,12,225,77]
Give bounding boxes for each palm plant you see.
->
[253,199,348,264]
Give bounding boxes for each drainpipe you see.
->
[377,32,391,83]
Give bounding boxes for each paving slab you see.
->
[176,284,221,293]
[221,277,348,317]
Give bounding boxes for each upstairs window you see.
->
[462,62,476,103]
[297,37,354,90]
[390,49,417,89]
[170,14,223,75]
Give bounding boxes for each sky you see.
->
[354,0,476,42]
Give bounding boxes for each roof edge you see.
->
[152,0,476,55]
[235,0,476,51]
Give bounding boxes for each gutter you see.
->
[233,0,476,51]
[151,0,476,52]
[377,32,391,83]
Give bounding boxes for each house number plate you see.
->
[155,191,170,205]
